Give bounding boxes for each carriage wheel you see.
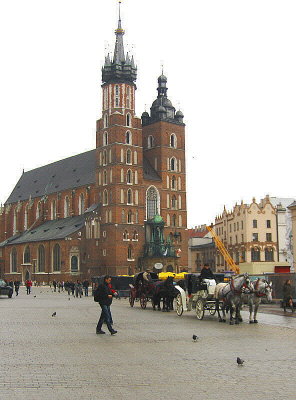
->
[209,303,216,315]
[140,294,147,309]
[175,294,183,316]
[129,292,135,307]
[196,299,205,320]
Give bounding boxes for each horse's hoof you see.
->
[219,319,223,323]
[229,321,234,325]
[222,319,226,323]
[235,321,239,325]
[249,320,254,324]
[254,320,258,324]
[238,317,243,322]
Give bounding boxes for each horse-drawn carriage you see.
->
[174,274,223,319]
[129,272,159,309]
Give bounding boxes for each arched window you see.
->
[53,244,61,272]
[115,85,120,107]
[170,133,177,148]
[125,131,132,145]
[126,149,132,164]
[171,176,176,190]
[251,247,261,262]
[78,193,85,215]
[103,131,108,146]
[128,245,133,260]
[24,246,30,264]
[13,209,17,235]
[172,214,177,227]
[64,197,70,218]
[121,209,125,223]
[103,150,107,165]
[51,200,56,220]
[103,190,108,205]
[127,210,132,224]
[36,202,42,220]
[170,157,177,171]
[127,169,132,184]
[265,247,274,262]
[71,255,79,272]
[103,170,107,185]
[123,230,129,240]
[38,245,45,272]
[148,135,154,149]
[126,113,131,126]
[11,248,17,273]
[146,186,159,219]
[127,189,133,205]
[171,195,177,209]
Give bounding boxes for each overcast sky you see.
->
[0,0,295,227]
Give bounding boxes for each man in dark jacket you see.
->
[200,263,216,280]
[94,276,117,335]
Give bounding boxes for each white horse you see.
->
[214,273,250,325]
[242,279,272,324]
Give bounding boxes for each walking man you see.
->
[83,280,89,296]
[94,275,117,335]
[14,281,20,296]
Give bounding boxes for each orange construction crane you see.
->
[206,226,240,274]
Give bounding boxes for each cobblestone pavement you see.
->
[0,287,296,400]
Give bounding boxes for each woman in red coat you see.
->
[25,279,32,295]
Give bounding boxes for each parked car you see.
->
[0,279,13,298]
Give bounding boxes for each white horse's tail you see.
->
[214,283,228,299]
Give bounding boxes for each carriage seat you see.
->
[202,279,216,295]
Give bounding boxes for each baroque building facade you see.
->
[214,195,290,274]
[0,10,188,282]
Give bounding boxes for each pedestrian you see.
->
[75,280,82,298]
[14,281,20,296]
[94,275,117,335]
[282,279,294,313]
[25,279,32,295]
[83,280,89,296]
[53,280,57,292]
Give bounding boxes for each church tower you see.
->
[96,6,144,275]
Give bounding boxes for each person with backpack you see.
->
[94,275,117,335]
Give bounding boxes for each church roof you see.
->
[5,150,96,205]
[5,149,161,205]
[0,214,88,247]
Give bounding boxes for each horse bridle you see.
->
[253,279,271,298]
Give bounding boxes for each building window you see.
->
[253,219,257,228]
[171,195,177,209]
[121,209,125,223]
[252,233,258,242]
[125,131,132,145]
[38,245,45,272]
[64,197,70,218]
[170,157,177,171]
[11,248,17,273]
[126,149,132,164]
[53,244,61,272]
[133,230,138,241]
[170,133,177,148]
[241,221,243,229]
[24,246,30,264]
[103,150,107,166]
[126,113,131,126]
[103,170,107,185]
[123,230,129,240]
[51,201,56,220]
[148,135,154,148]
[265,247,274,261]
[127,245,133,260]
[78,193,85,215]
[234,223,236,232]
[36,202,41,220]
[266,233,272,242]
[241,250,246,262]
[266,220,271,228]
[104,114,108,128]
[103,131,108,146]
[71,255,79,272]
[251,247,260,262]
[172,214,177,227]
[229,224,232,233]
[146,186,159,219]
[171,176,176,190]
[103,190,108,205]
[127,169,132,184]
[103,249,107,256]
[241,234,244,242]
[127,189,133,205]
[24,205,28,229]
[127,210,132,224]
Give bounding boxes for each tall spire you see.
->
[102,1,137,84]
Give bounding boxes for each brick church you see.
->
[0,8,188,283]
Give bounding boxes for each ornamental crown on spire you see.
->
[102,2,137,84]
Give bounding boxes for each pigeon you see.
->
[34,295,36,298]
[192,334,198,342]
[68,298,71,301]
[52,312,57,317]
[237,357,244,366]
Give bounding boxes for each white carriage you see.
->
[174,275,219,320]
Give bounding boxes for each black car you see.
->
[0,279,13,298]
